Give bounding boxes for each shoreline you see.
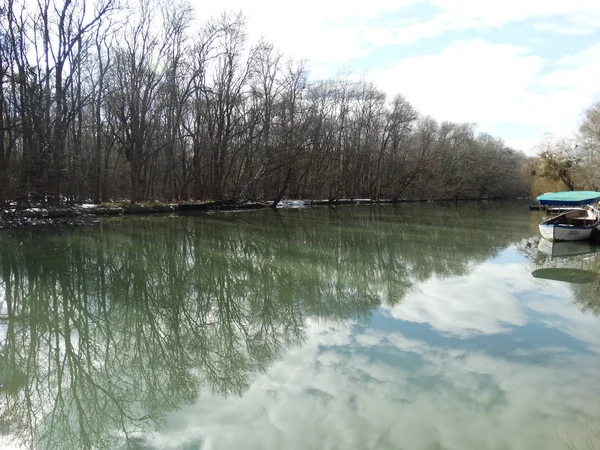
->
[0,197,528,230]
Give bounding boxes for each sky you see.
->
[190,0,600,155]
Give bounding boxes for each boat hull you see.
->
[539,223,595,241]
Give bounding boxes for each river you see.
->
[1,202,600,449]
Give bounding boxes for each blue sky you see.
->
[192,0,600,155]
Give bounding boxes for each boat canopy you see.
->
[536,191,600,206]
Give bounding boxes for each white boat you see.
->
[536,191,600,242]
[547,206,580,217]
[538,207,598,241]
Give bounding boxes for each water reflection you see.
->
[0,204,535,448]
[152,240,600,450]
[523,238,600,316]
[537,239,600,259]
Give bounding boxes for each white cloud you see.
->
[190,0,600,56]
[259,0,600,53]
[190,0,423,65]
[504,137,546,154]
[188,1,600,153]
[370,40,544,123]
[428,0,600,31]
[532,22,595,35]
[369,39,600,154]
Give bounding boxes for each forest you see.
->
[0,0,529,207]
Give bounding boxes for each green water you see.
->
[1,202,600,450]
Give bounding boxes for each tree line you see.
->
[523,101,600,197]
[0,0,528,206]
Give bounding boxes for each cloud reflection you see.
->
[145,247,600,450]
[147,319,600,450]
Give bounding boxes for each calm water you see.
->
[2,202,600,450]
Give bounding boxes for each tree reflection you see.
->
[0,203,530,449]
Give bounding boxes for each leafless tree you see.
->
[0,2,528,205]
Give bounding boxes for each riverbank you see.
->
[0,197,526,229]
[0,200,366,229]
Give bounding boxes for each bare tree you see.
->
[0,2,528,205]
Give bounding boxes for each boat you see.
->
[547,206,581,216]
[536,191,600,241]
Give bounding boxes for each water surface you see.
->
[2,202,600,450]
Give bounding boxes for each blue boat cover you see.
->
[536,191,600,206]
